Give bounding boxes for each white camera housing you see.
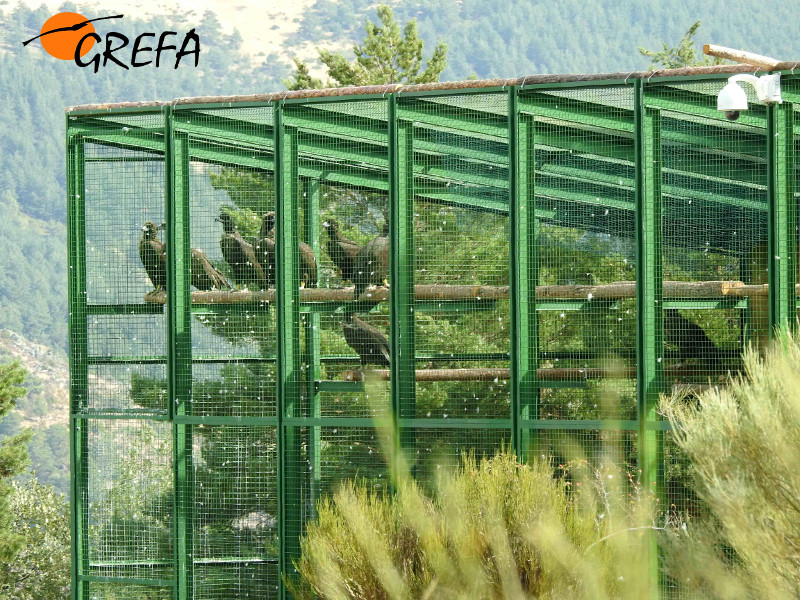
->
[717,73,782,120]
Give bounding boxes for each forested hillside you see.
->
[290,0,800,80]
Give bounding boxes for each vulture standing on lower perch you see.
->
[216,212,266,288]
[664,309,721,370]
[322,218,361,284]
[256,211,318,288]
[353,222,389,301]
[139,221,166,289]
[190,248,230,290]
[343,312,390,367]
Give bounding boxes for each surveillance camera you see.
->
[717,81,748,114]
[717,73,783,119]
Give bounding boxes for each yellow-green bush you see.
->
[289,450,655,600]
[661,330,800,599]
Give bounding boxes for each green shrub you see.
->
[661,330,800,599]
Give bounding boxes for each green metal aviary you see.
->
[67,66,800,599]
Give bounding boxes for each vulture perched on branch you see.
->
[216,212,266,288]
[343,313,390,367]
[664,309,721,369]
[140,221,229,290]
[139,221,166,289]
[191,248,230,291]
[255,211,318,288]
[298,240,318,289]
[353,222,389,301]
[322,218,361,284]
[254,212,277,288]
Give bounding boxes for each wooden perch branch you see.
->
[341,366,700,382]
[144,280,775,305]
[702,44,796,71]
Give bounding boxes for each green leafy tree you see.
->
[0,361,31,562]
[285,4,447,89]
[0,479,70,600]
[638,21,726,70]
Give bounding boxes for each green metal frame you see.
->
[509,88,539,458]
[275,105,303,594]
[166,111,195,600]
[634,81,665,599]
[302,177,323,525]
[767,101,797,333]
[67,72,800,600]
[389,96,417,479]
[67,130,89,600]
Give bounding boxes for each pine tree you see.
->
[284,4,447,90]
[638,21,727,70]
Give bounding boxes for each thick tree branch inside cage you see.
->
[143,280,774,304]
[341,365,704,382]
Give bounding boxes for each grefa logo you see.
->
[22,12,200,72]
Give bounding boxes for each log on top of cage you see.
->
[701,45,786,71]
[143,280,775,304]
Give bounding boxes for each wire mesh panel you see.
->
[69,111,172,598]
[313,425,392,497]
[516,85,639,483]
[68,72,800,599]
[173,106,282,600]
[86,419,173,582]
[653,80,768,384]
[187,154,278,421]
[82,131,168,418]
[192,425,279,599]
[408,93,511,425]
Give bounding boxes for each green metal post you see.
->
[165,110,194,600]
[508,89,539,459]
[635,81,665,599]
[275,105,303,597]
[67,130,89,600]
[388,96,416,480]
[767,102,796,334]
[302,177,322,518]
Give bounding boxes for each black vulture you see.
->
[343,313,390,366]
[190,248,230,290]
[353,222,389,301]
[322,218,361,284]
[254,212,277,288]
[139,221,166,289]
[256,211,318,288]
[216,212,266,288]
[298,242,318,289]
[664,309,721,369]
